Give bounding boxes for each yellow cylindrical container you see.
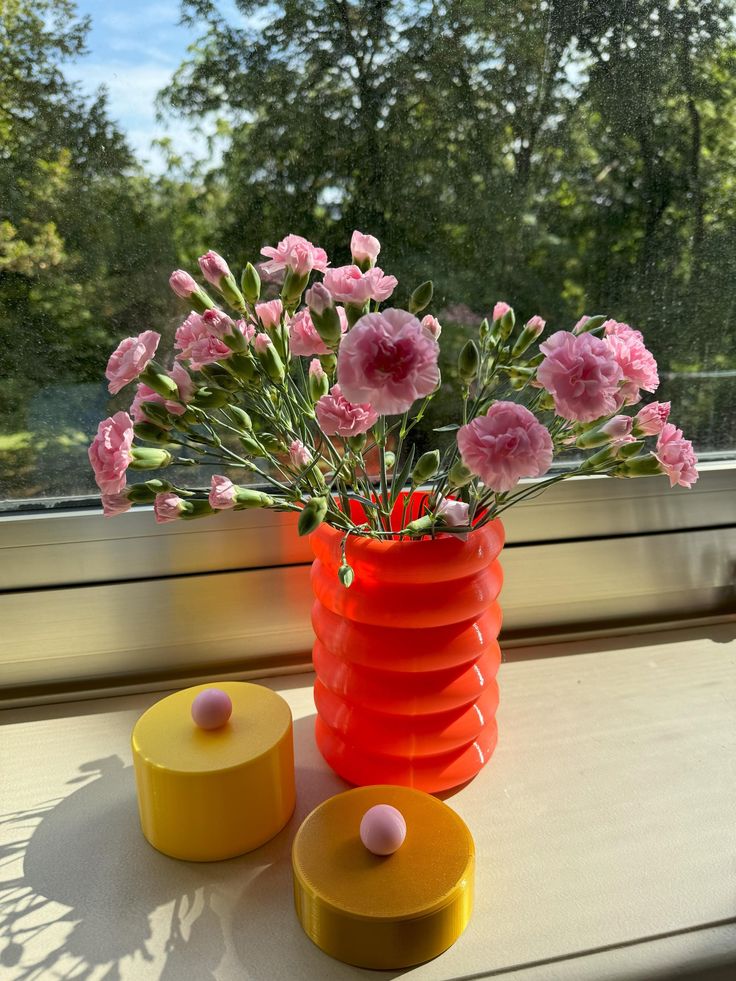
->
[292,785,474,969]
[132,681,295,861]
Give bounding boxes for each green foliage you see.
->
[0,0,185,446]
[3,0,736,500]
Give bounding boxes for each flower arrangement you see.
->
[89,230,698,582]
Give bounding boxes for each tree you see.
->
[0,0,189,495]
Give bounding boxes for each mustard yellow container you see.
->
[132,681,295,861]
[292,785,474,969]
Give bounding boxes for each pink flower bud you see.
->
[198,250,231,287]
[255,299,283,330]
[598,414,635,450]
[573,315,590,334]
[169,269,199,298]
[493,301,511,322]
[305,282,333,316]
[209,474,238,510]
[202,307,235,338]
[350,230,381,265]
[635,401,671,436]
[309,358,326,381]
[435,496,470,540]
[525,314,546,339]
[600,415,633,440]
[169,362,196,403]
[154,492,187,523]
[253,333,272,356]
[289,439,313,468]
[421,314,442,339]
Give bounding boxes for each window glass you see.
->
[2,0,734,507]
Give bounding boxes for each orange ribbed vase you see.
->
[309,495,504,794]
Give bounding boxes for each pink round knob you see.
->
[359,804,406,856]
[191,688,233,730]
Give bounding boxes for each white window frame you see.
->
[1,462,735,707]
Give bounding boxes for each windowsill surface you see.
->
[1,623,735,980]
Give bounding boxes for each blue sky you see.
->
[67,1,236,171]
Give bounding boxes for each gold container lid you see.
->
[292,785,474,969]
[132,682,295,861]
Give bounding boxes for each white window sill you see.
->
[1,623,734,980]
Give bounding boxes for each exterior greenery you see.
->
[2,0,734,500]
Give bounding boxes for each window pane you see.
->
[2,0,735,507]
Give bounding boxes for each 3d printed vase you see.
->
[310,494,504,793]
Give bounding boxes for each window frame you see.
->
[1,462,735,707]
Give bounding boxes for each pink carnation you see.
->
[323,265,398,305]
[289,439,313,468]
[256,299,284,330]
[209,475,237,510]
[105,331,160,395]
[421,314,442,339]
[175,311,232,370]
[604,321,659,405]
[169,269,199,298]
[457,402,553,493]
[198,250,231,287]
[350,230,381,265]
[635,401,671,436]
[315,384,378,437]
[260,234,329,276]
[537,330,623,422]
[154,492,187,523]
[493,301,511,321]
[101,492,132,517]
[337,308,440,415]
[88,412,134,494]
[654,423,699,488]
[289,307,348,356]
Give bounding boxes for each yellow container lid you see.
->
[292,785,474,969]
[132,681,295,861]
